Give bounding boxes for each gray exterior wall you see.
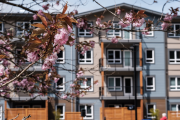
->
[78,98,102,120]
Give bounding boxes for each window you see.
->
[168,24,180,37]
[171,104,180,111]
[147,104,156,118]
[108,104,122,108]
[145,49,154,63]
[79,77,93,91]
[0,22,3,32]
[169,50,180,64]
[56,50,65,63]
[16,22,31,37]
[57,105,65,119]
[16,105,30,108]
[107,23,121,37]
[108,77,122,91]
[33,105,41,108]
[146,76,155,91]
[145,24,154,36]
[107,49,121,64]
[78,23,92,37]
[123,25,132,39]
[80,105,93,119]
[79,50,93,64]
[56,77,65,91]
[170,77,180,91]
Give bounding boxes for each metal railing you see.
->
[99,86,143,97]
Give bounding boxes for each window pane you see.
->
[147,77,153,85]
[80,105,85,111]
[148,105,154,113]
[86,51,91,58]
[108,51,114,59]
[79,80,84,86]
[115,51,120,59]
[57,51,63,58]
[177,51,180,59]
[80,53,84,59]
[170,51,175,59]
[87,106,91,114]
[170,78,175,86]
[24,23,30,29]
[114,24,120,32]
[80,28,84,32]
[87,78,91,86]
[147,50,152,58]
[57,78,63,86]
[0,23,2,31]
[17,23,23,31]
[115,78,120,86]
[57,106,63,114]
[109,78,114,87]
[175,25,180,36]
[178,78,180,85]
[171,105,176,111]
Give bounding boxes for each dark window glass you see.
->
[148,105,154,113]
[0,23,2,31]
[80,52,84,59]
[87,51,91,58]
[147,77,153,85]
[57,78,63,86]
[87,78,91,86]
[57,106,63,114]
[87,106,91,114]
[108,51,114,59]
[57,51,63,58]
[177,51,180,59]
[175,25,180,36]
[115,51,120,59]
[115,78,120,86]
[146,50,152,58]
[170,51,175,59]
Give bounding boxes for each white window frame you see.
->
[107,49,121,64]
[171,104,180,111]
[78,23,93,37]
[33,105,41,108]
[169,50,180,64]
[107,23,121,37]
[145,49,154,63]
[123,50,132,67]
[122,25,132,39]
[169,77,180,91]
[168,24,180,37]
[56,77,65,91]
[16,105,30,108]
[56,50,65,63]
[78,50,93,64]
[146,76,155,91]
[0,22,3,33]
[145,24,154,37]
[79,77,93,91]
[147,104,156,119]
[57,105,65,119]
[107,77,122,91]
[79,105,93,119]
[16,22,31,37]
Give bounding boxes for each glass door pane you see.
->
[124,50,131,67]
[124,77,132,96]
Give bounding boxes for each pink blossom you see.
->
[76,71,83,78]
[61,95,67,99]
[83,81,86,85]
[42,52,58,70]
[96,18,101,26]
[54,77,59,83]
[133,18,145,27]
[56,1,59,6]
[0,65,4,76]
[111,37,118,43]
[81,93,85,97]
[7,33,11,36]
[89,41,95,48]
[33,14,38,20]
[95,81,99,86]
[38,10,44,16]
[5,69,10,75]
[73,10,78,15]
[48,73,51,77]
[70,84,75,87]
[27,51,40,62]
[76,19,85,28]
[42,4,49,10]
[68,25,72,33]
[164,13,172,21]
[142,28,149,35]
[0,40,5,45]
[117,9,121,15]
[161,22,170,30]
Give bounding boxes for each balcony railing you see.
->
[99,58,142,71]
[99,86,143,98]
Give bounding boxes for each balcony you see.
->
[99,86,143,100]
[99,58,142,71]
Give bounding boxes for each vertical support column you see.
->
[140,71,143,95]
[139,42,142,66]
[46,100,48,120]
[101,71,104,120]
[25,109,28,117]
[140,99,144,120]
[101,42,104,67]
[4,101,7,119]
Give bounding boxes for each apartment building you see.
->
[0,13,76,120]
[76,3,167,120]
